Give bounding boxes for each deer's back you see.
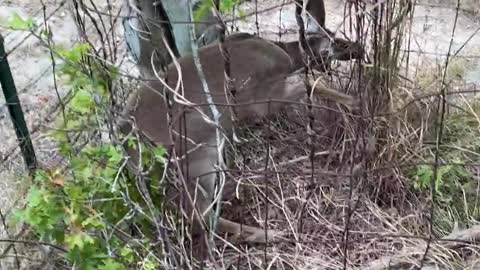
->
[125,37,295,151]
[166,37,293,107]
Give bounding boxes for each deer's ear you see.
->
[294,0,326,29]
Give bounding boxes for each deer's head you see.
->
[304,33,364,69]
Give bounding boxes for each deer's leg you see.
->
[182,137,287,243]
[181,143,218,235]
[217,217,286,243]
[281,72,358,109]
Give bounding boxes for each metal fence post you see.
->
[0,34,37,174]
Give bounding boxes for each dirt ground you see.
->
[0,0,479,266]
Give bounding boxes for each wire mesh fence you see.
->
[1,0,480,269]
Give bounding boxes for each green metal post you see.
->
[0,34,37,173]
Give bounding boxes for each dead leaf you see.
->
[51,177,65,186]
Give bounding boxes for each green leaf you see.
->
[415,165,433,190]
[7,13,35,30]
[71,89,94,114]
[143,258,158,270]
[127,138,137,149]
[64,185,85,201]
[153,146,166,163]
[193,0,244,26]
[33,170,49,183]
[220,0,237,11]
[26,186,43,207]
[57,43,90,63]
[193,1,212,22]
[107,145,122,164]
[99,259,125,270]
[65,233,95,250]
[81,215,105,229]
[119,247,134,263]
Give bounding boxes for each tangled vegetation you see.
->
[2,1,480,269]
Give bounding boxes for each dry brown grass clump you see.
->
[207,1,480,268]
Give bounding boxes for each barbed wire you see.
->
[416,2,480,15]
[1,0,480,269]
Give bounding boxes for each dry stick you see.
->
[211,0,238,254]
[33,3,72,266]
[185,0,226,265]
[261,102,272,268]
[151,34,205,268]
[87,0,113,60]
[339,1,369,268]
[39,0,69,148]
[0,225,29,262]
[418,1,461,268]
[71,2,172,265]
[0,210,20,270]
[0,239,67,253]
[276,150,330,167]
[254,0,260,35]
[253,1,273,265]
[294,0,316,238]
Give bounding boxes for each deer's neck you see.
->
[274,40,306,71]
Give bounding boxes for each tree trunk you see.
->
[122,0,219,77]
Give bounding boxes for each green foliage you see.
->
[16,143,132,269]
[15,42,166,269]
[51,43,120,155]
[411,162,470,198]
[410,161,478,236]
[193,0,244,21]
[142,257,160,270]
[3,13,36,30]
[409,104,480,235]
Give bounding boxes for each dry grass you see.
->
[203,1,480,268]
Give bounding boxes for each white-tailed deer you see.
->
[119,31,363,243]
